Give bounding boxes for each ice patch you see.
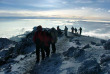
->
[14,55,25,61]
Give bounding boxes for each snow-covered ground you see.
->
[0,31,110,74]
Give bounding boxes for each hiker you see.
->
[50,27,58,53]
[75,28,77,34]
[43,29,52,57]
[71,26,74,34]
[79,27,82,35]
[57,26,62,37]
[33,25,45,63]
[64,26,68,37]
[57,26,60,31]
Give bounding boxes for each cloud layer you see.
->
[0,0,110,21]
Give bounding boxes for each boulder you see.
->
[0,58,6,66]
[76,41,81,45]
[63,47,84,58]
[0,50,9,58]
[14,37,34,54]
[100,53,110,74]
[0,38,16,50]
[82,44,91,49]
[100,39,106,45]
[77,58,101,74]
[91,41,96,45]
[73,49,85,58]
[0,48,14,66]
[103,39,110,50]
[75,39,79,42]
[63,47,77,57]
[95,43,101,46]
[100,53,110,64]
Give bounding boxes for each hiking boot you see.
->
[46,55,49,57]
[42,57,45,60]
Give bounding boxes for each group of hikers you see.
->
[33,25,57,63]
[71,27,82,35]
[33,25,82,63]
[64,26,82,37]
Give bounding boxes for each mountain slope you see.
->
[0,31,110,74]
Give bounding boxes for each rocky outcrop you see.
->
[103,39,110,50]
[73,49,85,58]
[82,44,91,49]
[63,47,85,58]
[0,47,15,66]
[0,38,16,50]
[0,31,35,66]
[63,47,76,57]
[76,41,81,45]
[100,53,110,64]
[100,53,110,74]
[77,58,101,74]
[91,41,96,45]
[100,39,106,45]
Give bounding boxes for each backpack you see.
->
[50,29,57,43]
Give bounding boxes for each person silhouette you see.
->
[75,28,77,34]
[64,26,68,37]
[33,25,45,63]
[50,27,58,53]
[71,26,74,34]
[79,27,82,35]
[57,26,62,37]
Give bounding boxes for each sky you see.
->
[0,0,110,21]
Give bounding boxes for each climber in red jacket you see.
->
[33,25,45,63]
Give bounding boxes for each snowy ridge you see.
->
[0,30,110,74]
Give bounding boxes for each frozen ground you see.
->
[0,32,110,74]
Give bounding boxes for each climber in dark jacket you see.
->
[50,28,58,53]
[43,29,52,57]
[33,25,45,63]
[64,26,68,37]
[79,27,82,35]
[71,26,74,34]
[75,28,77,34]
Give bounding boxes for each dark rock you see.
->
[100,39,106,45]
[0,58,6,66]
[63,47,77,57]
[75,39,79,42]
[95,43,101,46]
[0,47,16,66]
[100,54,110,64]
[77,58,101,74]
[100,53,110,74]
[8,47,14,53]
[7,59,16,63]
[73,49,85,58]
[82,44,91,49]
[0,50,9,57]
[69,38,73,42]
[76,41,81,45]
[14,37,34,54]
[103,39,110,50]
[63,47,85,58]
[0,38,16,50]
[21,38,27,42]
[91,41,96,45]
